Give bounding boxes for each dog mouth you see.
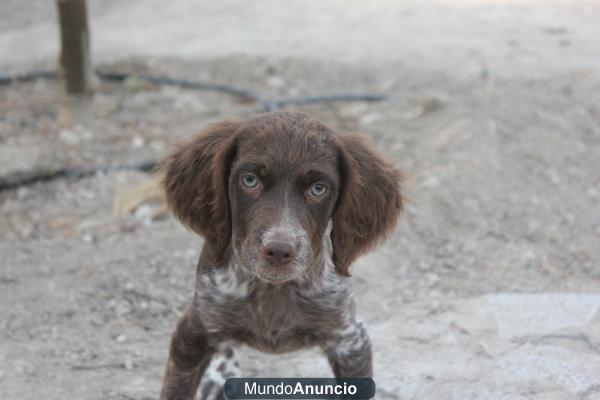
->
[253,271,295,284]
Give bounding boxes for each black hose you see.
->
[0,160,157,192]
[0,69,388,110]
[0,69,389,190]
[261,94,388,111]
[97,71,263,101]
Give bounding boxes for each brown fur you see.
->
[333,133,404,274]
[162,121,240,263]
[159,111,403,400]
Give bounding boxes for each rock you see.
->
[422,175,440,189]
[486,293,600,339]
[0,144,67,189]
[266,76,285,88]
[112,175,165,218]
[81,233,95,244]
[360,112,382,125]
[496,343,600,395]
[58,126,94,143]
[421,96,445,114]
[131,135,145,148]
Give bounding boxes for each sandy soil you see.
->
[1,1,599,399]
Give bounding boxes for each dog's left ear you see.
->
[161,121,241,263]
[332,134,403,275]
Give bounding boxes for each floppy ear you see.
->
[161,121,240,263]
[332,134,403,275]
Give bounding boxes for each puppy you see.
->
[159,111,403,400]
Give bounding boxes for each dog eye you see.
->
[241,174,259,189]
[309,183,328,197]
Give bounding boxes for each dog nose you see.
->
[262,241,296,267]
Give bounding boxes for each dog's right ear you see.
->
[161,121,241,263]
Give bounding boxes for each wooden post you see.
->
[56,0,94,126]
[56,0,93,94]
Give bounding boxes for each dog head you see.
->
[162,111,403,283]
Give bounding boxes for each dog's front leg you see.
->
[160,305,215,400]
[324,319,373,378]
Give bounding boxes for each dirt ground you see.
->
[1,1,599,399]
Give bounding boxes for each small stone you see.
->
[79,127,94,141]
[81,233,94,244]
[124,358,134,370]
[421,97,444,114]
[530,195,540,205]
[266,76,285,88]
[133,204,154,220]
[115,334,127,343]
[15,220,35,239]
[16,187,28,199]
[422,175,440,189]
[564,213,575,224]
[59,129,80,144]
[417,260,432,271]
[543,26,568,35]
[150,140,165,152]
[341,103,369,117]
[131,135,145,148]
[360,112,382,125]
[547,169,561,185]
[527,219,540,235]
[287,87,300,96]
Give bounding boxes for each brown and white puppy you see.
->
[159,111,403,400]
